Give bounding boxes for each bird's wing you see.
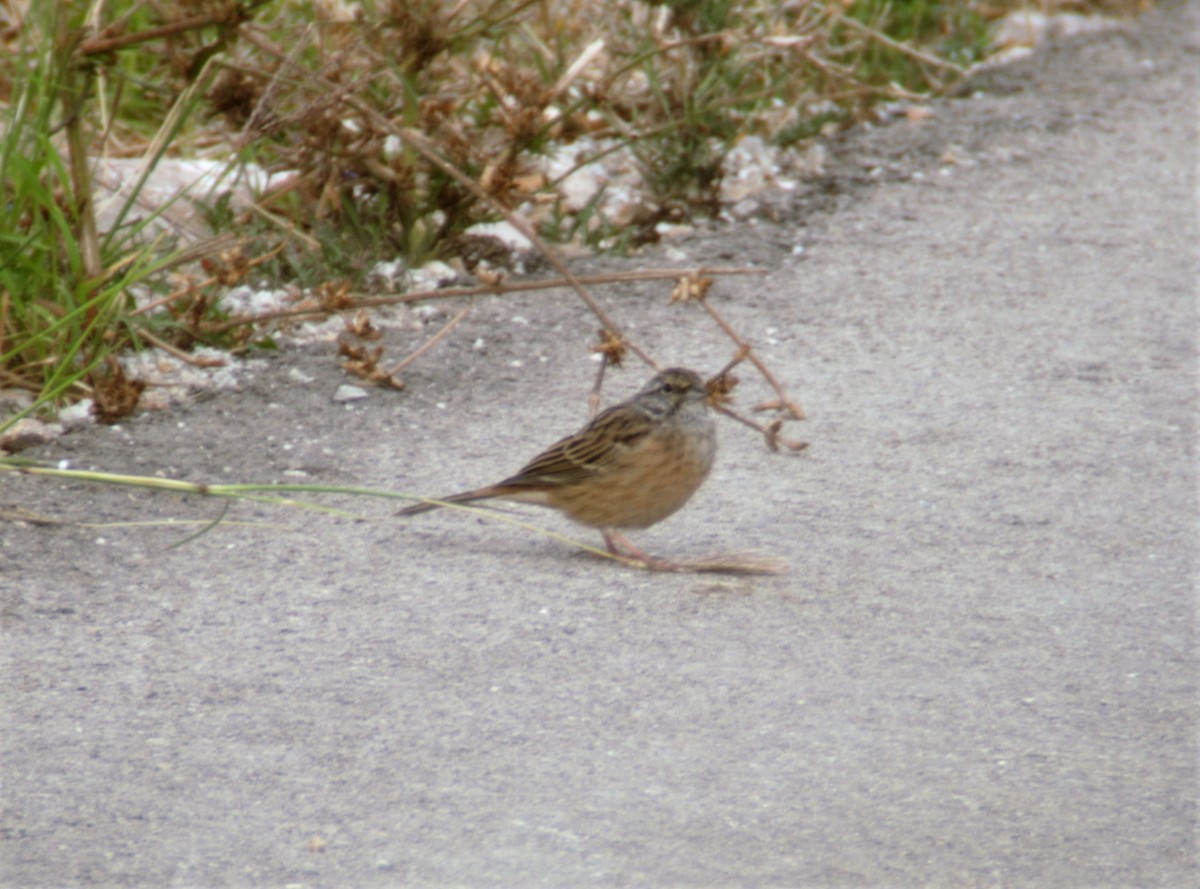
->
[497,404,652,487]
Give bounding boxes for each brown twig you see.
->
[695,296,805,420]
[236,23,314,146]
[137,329,226,367]
[232,49,364,150]
[202,267,764,335]
[834,13,966,77]
[372,123,657,366]
[240,28,659,370]
[701,350,805,452]
[712,402,808,453]
[77,13,225,56]
[385,304,472,375]
[59,27,102,283]
[220,30,807,449]
[588,353,612,417]
[236,27,644,359]
[130,240,282,318]
[712,345,751,384]
[244,196,322,250]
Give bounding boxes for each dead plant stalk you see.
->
[238,26,654,367]
[204,267,766,335]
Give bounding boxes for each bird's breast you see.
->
[545,422,716,529]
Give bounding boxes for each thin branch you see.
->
[712,402,808,453]
[203,266,765,334]
[695,296,805,420]
[77,13,225,56]
[131,240,284,318]
[372,122,657,365]
[386,304,472,375]
[238,28,658,368]
[588,355,611,417]
[834,13,966,76]
[136,328,226,367]
[59,37,102,281]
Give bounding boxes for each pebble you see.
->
[332,384,369,403]
[0,418,63,452]
[59,400,95,430]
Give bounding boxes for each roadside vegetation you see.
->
[0,0,1144,430]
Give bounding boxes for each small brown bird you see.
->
[399,367,717,568]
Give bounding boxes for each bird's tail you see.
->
[396,488,495,517]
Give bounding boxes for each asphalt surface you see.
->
[2,4,1197,886]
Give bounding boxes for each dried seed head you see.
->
[670,273,713,304]
[705,372,738,406]
[591,328,627,366]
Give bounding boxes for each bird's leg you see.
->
[602,529,647,559]
[602,530,685,572]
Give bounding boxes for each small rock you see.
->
[728,198,760,220]
[408,261,460,292]
[796,143,827,178]
[364,259,411,293]
[332,384,369,403]
[462,221,533,254]
[991,10,1125,50]
[59,400,95,430]
[1,418,63,452]
[0,389,33,413]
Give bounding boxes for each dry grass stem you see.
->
[203,266,765,335]
[386,303,472,376]
[587,346,620,415]
[136,329,225,367]
[834,13,967,77]
[693,295,806,420]
[131,240,283,318]
[77,11,232,57]
[712,401,808,453]
[375,121,657,366]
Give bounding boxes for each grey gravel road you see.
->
[2,5,1197,887]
